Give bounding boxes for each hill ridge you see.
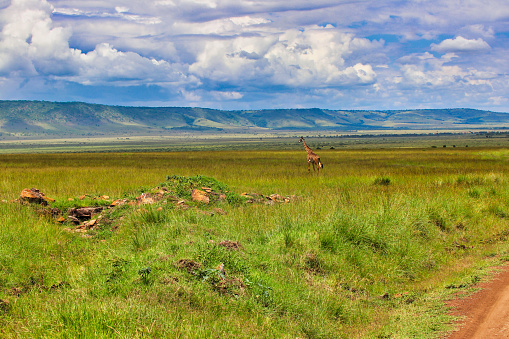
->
[0,100,508,138]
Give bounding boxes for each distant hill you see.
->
[0,100,508,139]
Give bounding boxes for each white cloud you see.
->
[212,91,243,100]
[0,0,77,75]
[0,0,189,85]
[431,36,491,53]
[190,26,379,88]
[70,43,188,85]
[1,0,508,111]
[394,51,501,96]
[462,24,495,38]
[174,15,270,36]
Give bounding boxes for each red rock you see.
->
[19,188,52,205]
[82,219,97,229]
[269,194,284,201]
[191,189,209,204]
[136,193,156,205]
[110,199,128,207]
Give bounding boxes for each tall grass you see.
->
[1,147,509,338]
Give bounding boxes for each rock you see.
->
[191,189,209,204]
[210,191,227,201]
[19,188,54,205]
[218,240,241,251]
[268,194,284,201]
[176,200,189,209]
[136,193,157,205]
[110,199,128,207]
[82,219,97,229]
[67,216,80,225]
[68,207,103,220]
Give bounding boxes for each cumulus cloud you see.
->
[431,36,491,53]
[1,0,508,110]
[394,51,499,96]
[212,91,243,100]
[190,26,379,88]
[69,43,189,85]
[0,0,190,85]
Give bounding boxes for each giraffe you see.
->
[299,137,323,172]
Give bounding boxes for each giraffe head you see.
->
[299,136,304,143]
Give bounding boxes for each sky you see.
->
[0,0,508,112]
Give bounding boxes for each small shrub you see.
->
[319,233,337,253]
[428,209,448,232]
[445,275,481,289]
[374,177,391,186]
[138,267,151,284]
[488,205,508,219]
[468,188,481,198]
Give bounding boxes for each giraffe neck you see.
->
[302,139,313,154]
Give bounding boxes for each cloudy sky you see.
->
[0,0,508,111]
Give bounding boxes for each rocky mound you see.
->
[14,175,299,236]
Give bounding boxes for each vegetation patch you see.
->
[2,148,509,338]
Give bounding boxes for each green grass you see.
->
[2,147,509,338]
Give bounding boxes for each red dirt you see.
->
[445,263,509,339]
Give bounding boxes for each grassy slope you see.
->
[1,101,509,139]
[1,148,509,338]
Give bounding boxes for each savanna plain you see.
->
[2,135,509,338]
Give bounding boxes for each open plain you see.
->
[1,135,509,338]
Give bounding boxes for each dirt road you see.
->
[446,264,509,338]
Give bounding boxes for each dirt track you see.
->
[445,264,509,338]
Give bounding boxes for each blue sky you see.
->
[0,0,508,112]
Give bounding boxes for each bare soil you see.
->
[445,263,509,338]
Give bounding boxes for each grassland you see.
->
[2,143,509,338]
[1,130,508,154]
